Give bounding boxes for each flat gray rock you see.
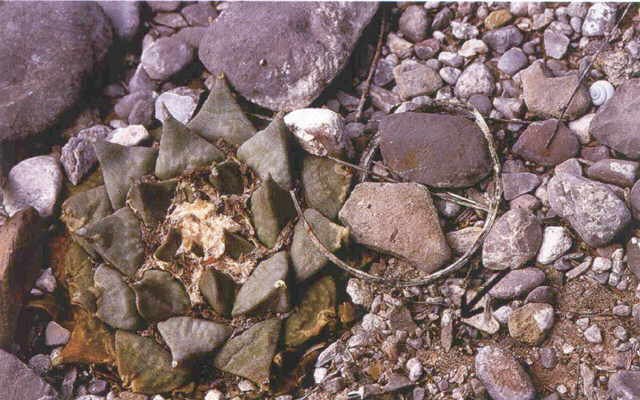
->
[608,370,640,400]
[0,2,112,141]
[475,346,536,400]
[339,182,451,273]
[0,349,58,400]
[2,155,63,218]
[488,267,546,300]
[379,113,492,188]
[590,79,640,159]
[482,209,542,270]
[548,173,630,247]
[199,2,378,111]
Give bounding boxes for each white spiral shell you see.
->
[589,80,615,106]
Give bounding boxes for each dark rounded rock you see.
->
[513,119,579,166]
[199,2,378,111]
[475,346,536,400]
[379,112,492,188]
[0,3,112,142]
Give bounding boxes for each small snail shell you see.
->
[589,80,615,106]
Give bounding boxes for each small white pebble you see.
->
[204,389,224,400]
[584,324,603,344]
[35,268,57,293]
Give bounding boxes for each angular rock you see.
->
[284,108,350,158]
[76,207,144,277]
[199,2,378,111]
[94,141,157,209]
[399,5,429,43]
[133,270,190,323]
[548,173,630,247]
[115,330,190,394]
[543,30,569,59]
[497,47,528,76]
[61,125,112,185]
[284,276,336,347]
[213,318,281,385]
[513,120,579,166]
[393,62,443,100]
[155,115,223,180]
[521,63,591,120]
[537,226,573,264]
[158,316,231,364]
[502,172,541,201]
[0,208,43,349]
[237,115,292,190]
[232,251,290,316]
[93,264,142,331]
[475,346,536,400]
[481,25,524,54]
[301,155,353,220]
[488,267,546,300]
[482,209,542,270]
[188,74,256,146]
[155,87,202,124]
[98,2,140,40]
[0,3,112,141]
[590,79,640,159]
[0,349,58,400]
[199,268,236,317]
[586,159,639,187]
[140,36,193,80]
[446,226,483,255]
[339,182,451,273]
[582,3,616,37]
[107,125,150,147]
[126,180,177,226]
[379,113,492,188]
[291,209,349,282]
[2,155,63,218]
[250,176,296,248]
[608,370,640,400]
[454,62,495,99]
[508,303,554,345]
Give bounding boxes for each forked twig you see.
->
[354,8,388,122]
[291,105,502,287]
[544,2,633,148]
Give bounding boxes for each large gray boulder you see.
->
[379,113,492,188]
[0,349,58,400]
[0,2,112,142]
[590,79,640,159]
[199,2,378,111]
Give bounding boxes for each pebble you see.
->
[513,119,579,166]
[489,267,546,300]
[482,209,542,270]
[454,62,495,98]
[393,62,443,99]
[583,324,603,344]
[107,125,150,147]
[502,172,541,201]
[536,226,572,264]
[398,5,429,43]
[451,21,479,40]
[475,346,536,400]
[485,9,513,30]
[568,113,595,144]
[548,173,630,247]
[608,370,640,399]
[414,38,440,60]
[406,357,423,382]
[284,108,349,158]
[45,321,71,346]
[543,29,569,59]
[582,3,616,37]
[482,25,524,54]
[87,380,109,396]
[204,390,223,400]
[155,87,202,124]
[346,279,373,308]
[140,37,194,80]
[387,33,413,59]
[497,47,528,75]
[538,347,558,369]
[458,39,488,58]
[438,51,464,68]
[35,268,57,293]
[2,155,63,218]
[61,125,112,185]
[613,304,631,317]
[508,302,555,345]
[592,256,612,273]
[439,67,461,85]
